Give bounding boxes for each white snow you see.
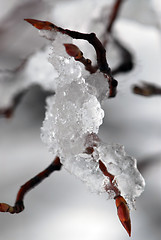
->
[39,27,145,208]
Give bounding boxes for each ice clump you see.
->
[86,71,110,102]
[41,80,104,158]
[60,140,145,209]
[40,29,145,209]
[48,32,83,89]
[96,143,145,208]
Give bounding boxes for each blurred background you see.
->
[0,0,161,240]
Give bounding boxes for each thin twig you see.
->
[107,0,124,34]
[99,160,120,196]
[0,156,62,214]
[77,57,98,74]
[101,0,134,76]
[102,0,124,47]
[99,160,131,237]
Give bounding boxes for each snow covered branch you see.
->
[0,3,146,237]
[1,1,161,239]
[25,19,118,98]
[22,18,144,236]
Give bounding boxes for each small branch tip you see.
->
[24,19,53,30]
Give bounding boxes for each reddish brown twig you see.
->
[78,57,98,74]
[99,160,131,237]
[107,0,124,34]
[0,156,62,214]
[133,82,161,96]
[99,160,120,196]
[25,19,118,98]
[102,0,124,47]
[100,0,134,76]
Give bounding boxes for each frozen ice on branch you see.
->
[24,19,145,236]
[24,18,145,204]
[26,19,145,236]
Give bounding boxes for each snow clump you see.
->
[40,29,145,209]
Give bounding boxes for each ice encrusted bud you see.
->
[64,44,83,59]
[97,143,145,209]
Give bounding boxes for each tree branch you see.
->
[0,156,62,214]
[25,19,118,98]
[99,160,120,196]
[107,0,124,34]
[102,0,124,47]
[100,0,134,76]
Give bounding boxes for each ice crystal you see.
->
[40,29,145,209]
[64,140,145,209]
[96,143,145,208]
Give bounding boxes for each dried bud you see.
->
[115,195,131,237]
[64,44,83,59]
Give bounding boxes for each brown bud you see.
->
[115,195,131,237]
[64,44,83,59]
